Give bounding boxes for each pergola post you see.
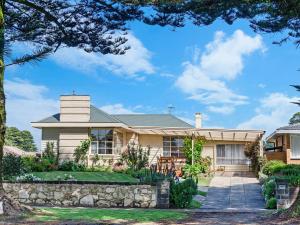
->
[192,131,195,165]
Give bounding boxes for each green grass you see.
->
[29,207,189,223]
[197,190,207,196]
[31,171,139,183]
[197,176,212,187]
[188,200,202,209]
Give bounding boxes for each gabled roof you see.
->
[90,106,120,123]
[34,106,193,128]
[113,114,193,128]
[266,124,300,141]
[277,124,300,130]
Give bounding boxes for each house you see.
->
[265,124,300,164]
[32,95,265,172]
[4,145,36,157]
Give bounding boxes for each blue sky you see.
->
[5,19,300,145]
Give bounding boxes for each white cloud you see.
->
[100,104,138,114]
[201,30,265,80]
[5,79,58,149]
[207,105,235,115]
[51,32,154,79]
[258,83,266,88]
[176,30,264,114]
[237,93,299,135]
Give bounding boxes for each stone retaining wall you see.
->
[3,180,170,208]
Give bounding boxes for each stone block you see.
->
[80,195,94,206]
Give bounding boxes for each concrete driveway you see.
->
[201,172,265,210]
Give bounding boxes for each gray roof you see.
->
[113,114,193,128]
[277,124,300,130]
[35,106,193,128]
[90,106,120,123]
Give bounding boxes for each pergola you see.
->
[131,128,265,142]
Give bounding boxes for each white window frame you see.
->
[290,134,300,159]
[90,128,113,155]
[162,136,184,157]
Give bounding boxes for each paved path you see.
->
[201,172,265,210]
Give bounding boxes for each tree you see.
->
[0,0,298,215]
[0,0,145,215]
[5,127,37,152]
[289,112,300,125]
[142,0,300,46]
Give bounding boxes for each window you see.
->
[216,144,249,165]
[291,135,300,159]
[90,129,113,154]
[163,136,184,157]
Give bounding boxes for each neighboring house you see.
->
[265,124,300,164]
[4,145,36,157]
[32,95,264,172]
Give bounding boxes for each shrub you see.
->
[73,139,90,165]
[262,160,286,176]
[16,174,42,182]
[262,178,276,200]
[266,197,277,209]
[112,162,126,173]
[22,156,56,172]
[183,164,202,182]
[120,144,150,171]
[3,153,24,180]
[244,138,267,177]
[58,160,86,172]
[43,142,56,163]
[183,137,206,164]
[170,178,197,208]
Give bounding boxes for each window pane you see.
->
[163,142,170,147]
[106,142,112,148]
[291,135,300,158]
[91,142,97,154]
[90,129,98,141]
[106,148,112,154]
[163,137,170,142]
[99,148,106,154]
[171,140,177,147]
[177,138,184,147]
[98,141,105,148]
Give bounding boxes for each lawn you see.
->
[31,171,139,183]
[27,207,189,223]
[197,176,212,187]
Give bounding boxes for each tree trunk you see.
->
[0,1,31,215]
[0,0,6,195]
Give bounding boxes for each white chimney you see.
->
[195,113,202,128]
[60,95,90,122]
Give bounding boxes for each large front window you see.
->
[291,134,300,159]
[90,129,113,154]
[163,136,184,157]
[216,144,249,165]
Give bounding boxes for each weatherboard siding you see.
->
[59,127,89,159]
[139,134,163,164]
[41,128,59,152]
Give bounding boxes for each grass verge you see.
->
[28,207,189,223]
